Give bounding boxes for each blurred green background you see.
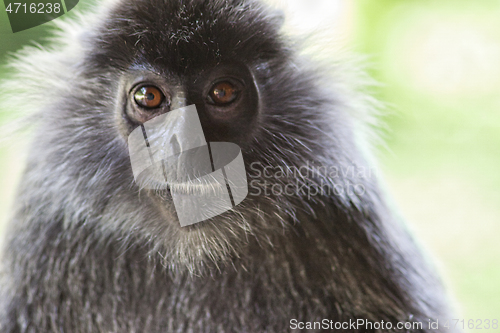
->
[0,0,499,329]
[355,0,500,323]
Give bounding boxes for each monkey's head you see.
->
[8,0,369,272]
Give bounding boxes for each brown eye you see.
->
[134,86,164,108]
[209,81,239,105]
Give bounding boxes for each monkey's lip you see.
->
[147,180,227,197]
[149,181,230,226]
[136,164,226,196]
[168,181,227,195]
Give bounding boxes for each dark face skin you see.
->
[117,62,260,144]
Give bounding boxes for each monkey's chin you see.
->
[141,187,240,271]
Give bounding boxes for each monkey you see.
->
[0,0,458,332]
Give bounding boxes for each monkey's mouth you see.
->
[144,171,242,227]
[149,178,228,198]
[152,187,172,201]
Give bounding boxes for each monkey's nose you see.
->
[128,104,207,186]
[170,89,187,109]
[169,134,181,156]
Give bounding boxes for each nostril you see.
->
[170,134,181,155]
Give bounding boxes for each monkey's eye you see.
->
[208,81,240,106]
[134,86,164,109]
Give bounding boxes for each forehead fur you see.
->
[88,0,287,73]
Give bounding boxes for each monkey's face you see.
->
[66,0,338,270]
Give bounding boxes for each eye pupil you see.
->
[134,86,164,108]
[210,81,239,105]
[215,90,226,98]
